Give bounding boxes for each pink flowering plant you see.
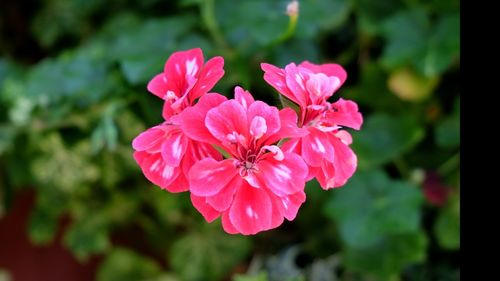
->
[132,48,363,235]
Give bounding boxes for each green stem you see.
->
[269,11,298,47]
[200,0,229,51]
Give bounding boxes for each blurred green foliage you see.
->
[0,0,459,280]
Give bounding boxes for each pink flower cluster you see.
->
[132,48,363,235]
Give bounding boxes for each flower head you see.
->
[132,124,221,193]
[132,48,224,192]
[178,87,309,235]
[147,48,224,120]
[261,61,363,189]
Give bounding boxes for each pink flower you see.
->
[132,124,221,193]
[147,48,224,120]
[177,87,309,235]
[132,48,224,192]
[261,61,363,189]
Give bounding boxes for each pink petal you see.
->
[228,183,273,235]
[306,165,320,181]
[162,100,175,121]
[261,145,284,161]
[164,48,204,95]
[327,135,357,188]
[249,116,267,140]
[205,100,248,144]
[132,126,166,152]
[284,63,310,108]
[189,56,225,102]
[305,72,341,101]
[189,158,238,197]
[334,130,353,145]
[221,212,239,234]
[171,171,189,192]
[315,160,335,190]
[206,176,242,212]
[257,152,308,197]
[133,151,186,192]
[314,135,357,190]
[267,108,308,144]
[281,137,301,154]
[181,141,223,178]
[161,131,188,167]
[247,101,281,139]
[234,86,255,109]
[190,140,223,161]
[280,191,306,221]
[325,98,363,130]
[299,61,347,86]
[264,190,286,229]
[261,63,297,104]
[177,93,227,143]
[191,194,220,223]
[301,128,334,167]
[147,74,168,99]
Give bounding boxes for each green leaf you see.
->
[380,9,429,70]
[380,9,459,76]
[351,113,425,168]
[170,228,251,281]
[272,39,320,68]
[353,0,404,35]
[418,13,460,77]
[342,62,408,114]
[30,0,102,48]
[91,113,119,154]
[324,169,424,248]
[436,97,460,148]
[233,272,269,281]
[0,126,15,156]
[434,192,460,250]
[30,134,99,192]
[104,15,198,84]
[343,231,428,280]
[216,0,288,48]
[25,50,112,107]
[97,247,162,281]
[216,0,349,49]
[64,215,110,260]
[296,0,351,39]
[28,204,60,245]
[63,213,110,260]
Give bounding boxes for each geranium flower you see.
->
[177,88,309,235]
[132,48,224,192]
[261,61,363,189]
[147,47,225,120]
[132,124,221,193]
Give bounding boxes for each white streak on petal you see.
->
[185,58,199,76]
[150,159,162,172]
[162,165,174,179]
[273,164,292,181]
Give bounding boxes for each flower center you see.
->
[236,153,258,177]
